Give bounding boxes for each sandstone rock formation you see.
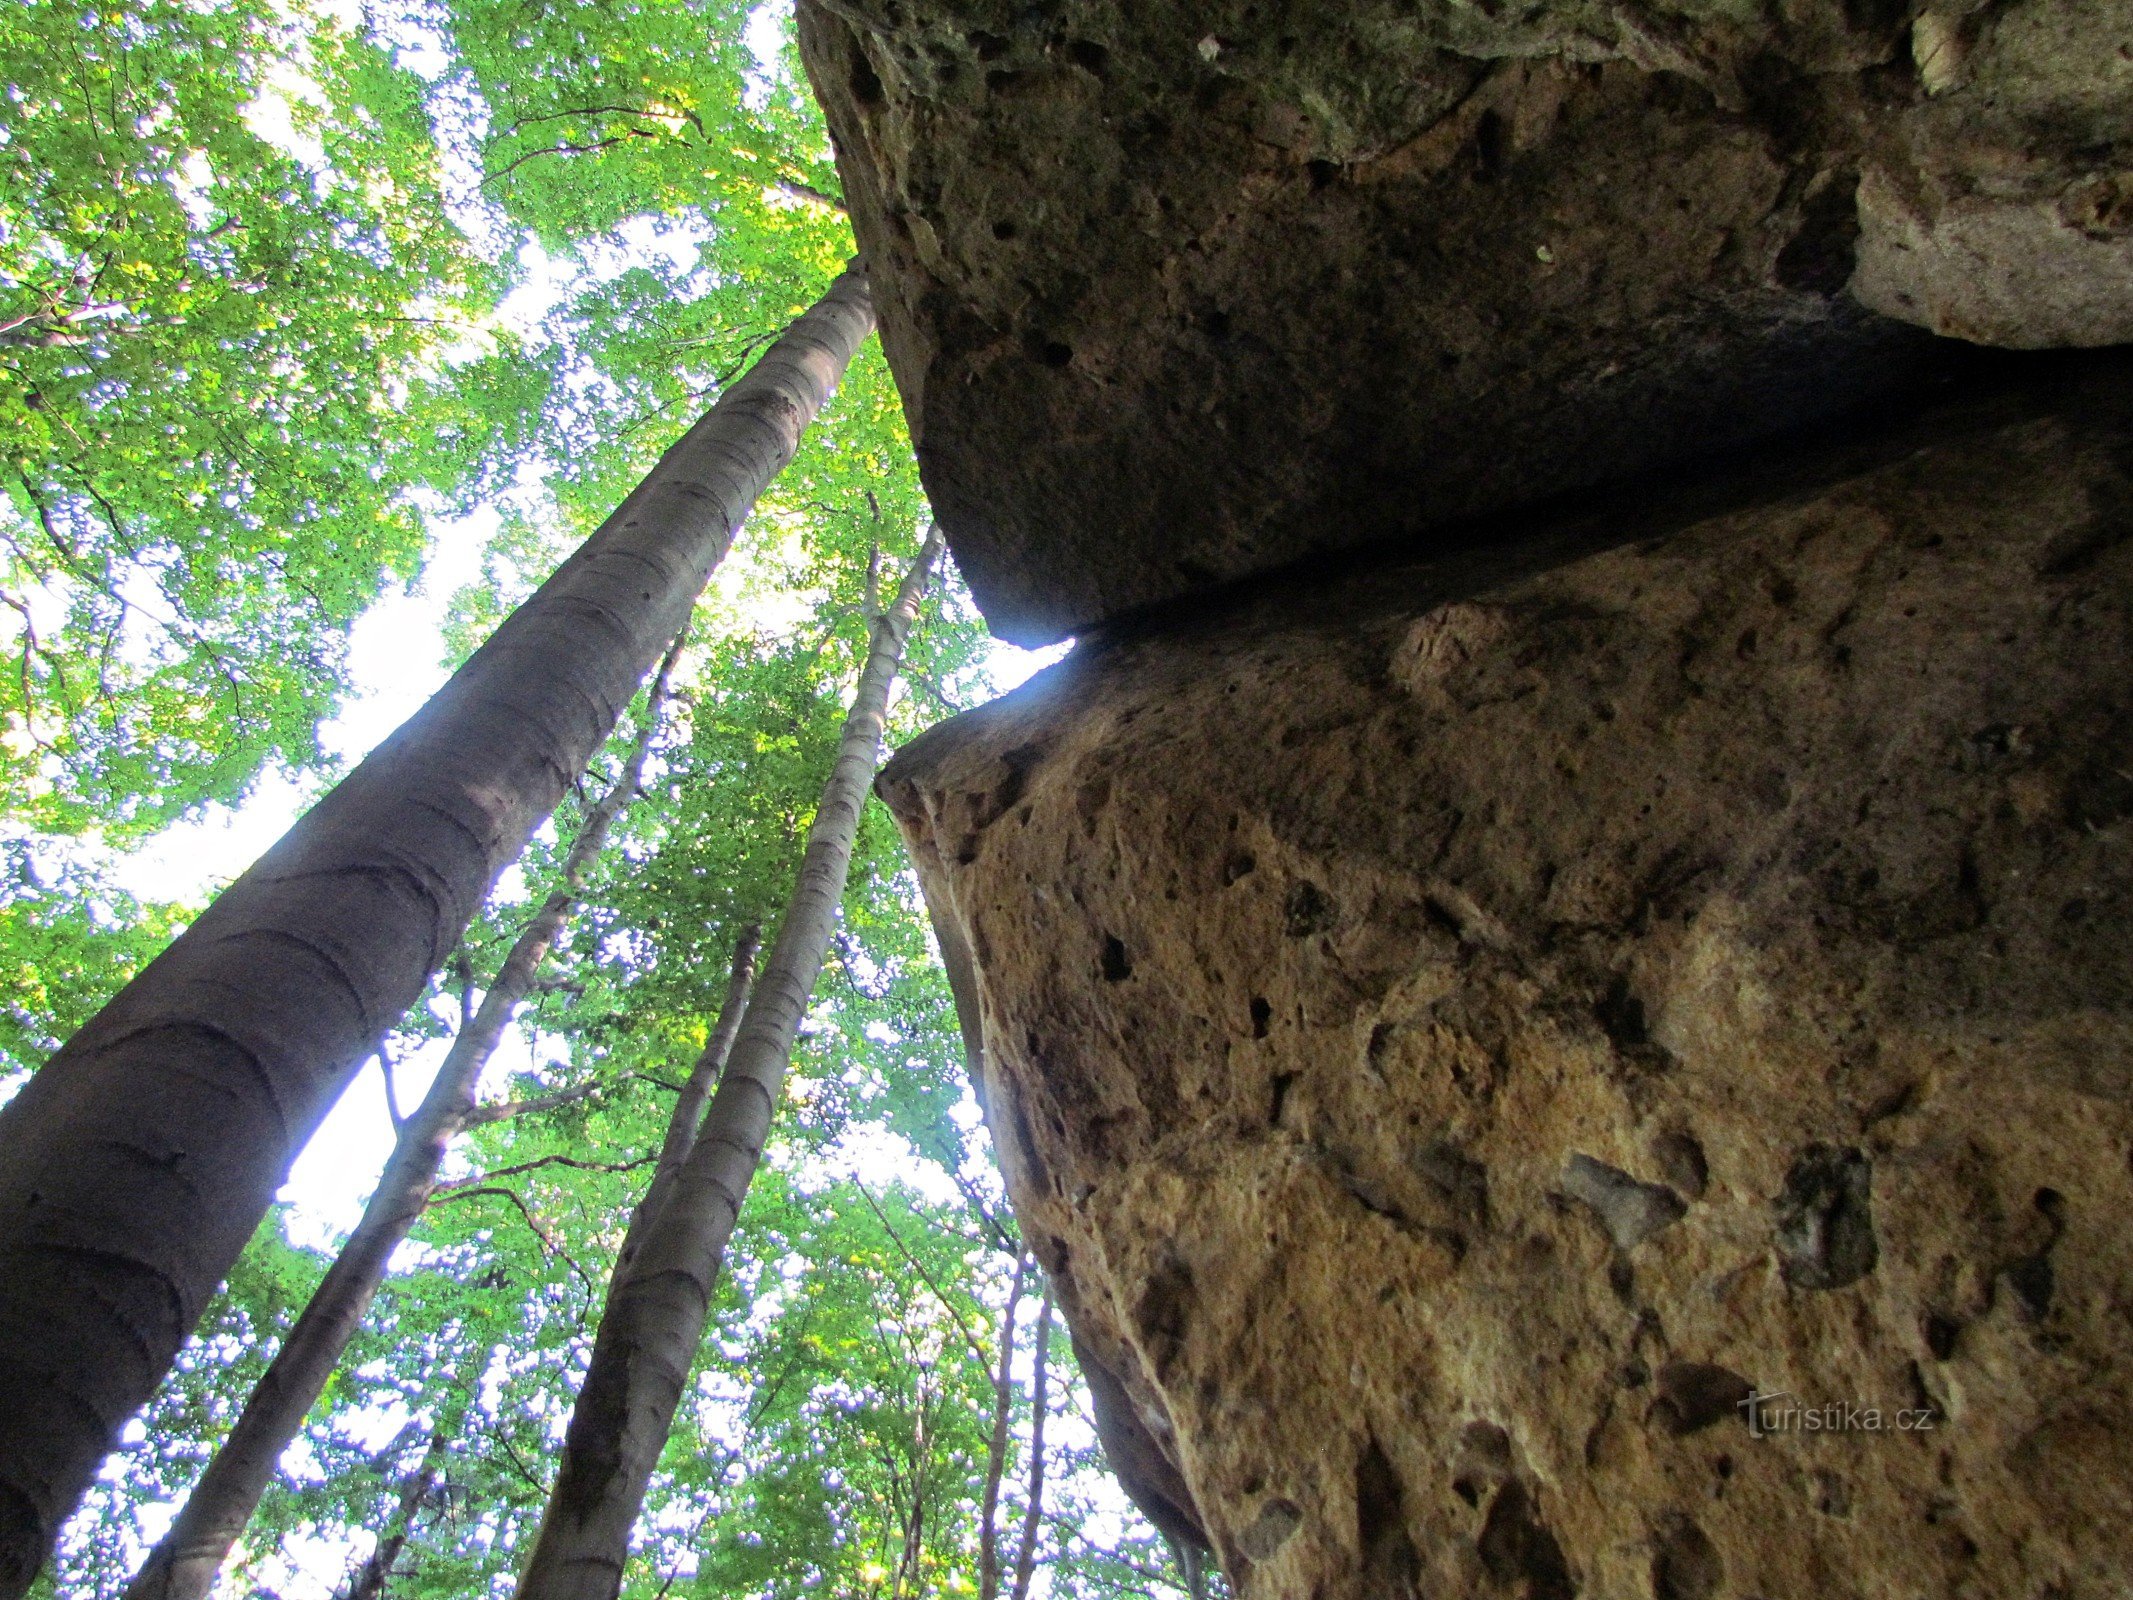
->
[877,363,2133,1599]
[801,0,2133,641]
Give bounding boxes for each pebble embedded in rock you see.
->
[1563,1153,1687,1252]
[1773,1146,1877,1291]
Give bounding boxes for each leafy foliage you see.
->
[9,1,1211,1597]
[0,0,532,836]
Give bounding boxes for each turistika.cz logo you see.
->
[1738,1390,1939,1439]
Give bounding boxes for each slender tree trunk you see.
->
[1009,1287,1055,1600]
[343,1421,451,1600]
[613,923,761,1278]
[896,1381,930,1600]
[512,526,944,1600]
[978,1252,1029,1600]
[123,639,688,1600]
[0,264,874,1600]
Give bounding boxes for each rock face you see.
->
[877,364,2133,1599]
[801,0,2133,643]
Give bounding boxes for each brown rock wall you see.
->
[802,0,2133,642]
[878,364,2133,1598]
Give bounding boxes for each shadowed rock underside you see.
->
[803,0,2133,641]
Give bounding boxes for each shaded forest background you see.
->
[0,0,1187,1593]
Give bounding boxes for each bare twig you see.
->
[490,1425,549,1498]
[424,1184,601,1302]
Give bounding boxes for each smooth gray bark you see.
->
[512,526,944,1600]
[122,637,685,1600]
[0,265,874,1599]
[613,923,761,1279]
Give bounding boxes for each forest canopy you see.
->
[0,1,1193,1595]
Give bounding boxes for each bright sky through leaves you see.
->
[0,0,1187,1593]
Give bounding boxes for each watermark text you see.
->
[1738,1390,1938,1439]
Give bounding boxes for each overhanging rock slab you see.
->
[803,0,2133,643]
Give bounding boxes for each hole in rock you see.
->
[1478,1481,1574,1600]
[1474,109,1506,178]
[848,53,884,107]
[1100,935,1132,982]
[1355,1434,1420,1589]
[1068,39,1110,77]
[1651,1512,1723,1600]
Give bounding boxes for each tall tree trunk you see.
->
[1009,1287,1055,1600]
[613,922,761,1278]
[512,525,944,1600]
[119,637,689,1600]
[342,1420,451,1600]
[0,264,874,1599]
[895,1379,931,1600]
[978,1252,1029,1600]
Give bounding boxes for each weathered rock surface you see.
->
[878,362,2133,1599]
[801,0,2133,642]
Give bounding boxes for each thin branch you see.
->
[487,103,707,145]
[946,1166,1021,1255]
[625,1068,687,1095]
[425,1184,601,1302]
[378,1044,406,1133]
[1010,1286,1056,1600]
[743,1300,821,1430]
[648,1500,718,1600]
[712,328,781,388]
[16,471,251,717]
[775,177,847,213]
[854,1181,993,1373]
[431,1152,656,1193]
[490,1425,549,1498]
[904,658,972,718]
[909,1207,993,1251]
[481,130,656,189]
[980,1251,1029,1600]
[460,1077,606,1128]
